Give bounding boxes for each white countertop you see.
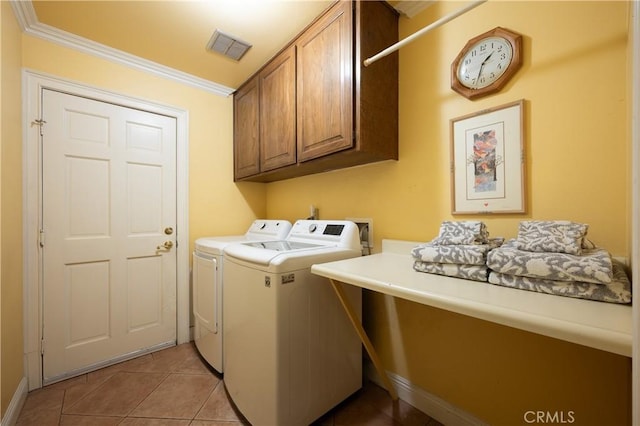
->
[311,240,632,357]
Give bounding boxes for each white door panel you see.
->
[42,89,177,382]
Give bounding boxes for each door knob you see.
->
[157,241,174,250]
[164,227,174,235]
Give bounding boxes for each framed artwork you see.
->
[450,99,525,214]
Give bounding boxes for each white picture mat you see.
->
[451,100,524,214]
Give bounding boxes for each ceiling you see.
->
[22,1,430,92]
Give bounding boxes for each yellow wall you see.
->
[1,0,25,418]
[266,1,631,424]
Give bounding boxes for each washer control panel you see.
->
[288,220,359,249]
[306,223,344,235]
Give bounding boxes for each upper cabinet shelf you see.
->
[233,0,399,182]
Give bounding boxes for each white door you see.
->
[41,89,177,383]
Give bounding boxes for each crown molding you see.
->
[393,1,435,19]
[9,0,235,97]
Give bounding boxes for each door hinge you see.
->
[39,229,45,247]
[40,338,45,356]
[32,119,47,136]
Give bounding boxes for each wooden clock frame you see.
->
[451,27,523,100]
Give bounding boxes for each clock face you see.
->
[456,36,513,89]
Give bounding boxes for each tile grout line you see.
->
[191,375,224,422]
[60,373,99,415]
[122,371,174,419]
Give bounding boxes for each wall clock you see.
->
[451,27,522,100]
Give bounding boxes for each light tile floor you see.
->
[16,342,442,426]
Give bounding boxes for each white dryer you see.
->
[192,219,291,373]
[223,220,363,426]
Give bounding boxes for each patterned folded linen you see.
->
[487,260,631,304]
[431,221,489,245]
[514,220,588,255]
[411,238,504,266]
[413,261,489,282]
[486,239,613,285]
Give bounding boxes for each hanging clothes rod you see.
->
[363,0,488,67]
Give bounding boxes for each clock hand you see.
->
[481,52,494,65]
[477,52,494,81]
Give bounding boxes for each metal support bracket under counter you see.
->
[311,240,632,397]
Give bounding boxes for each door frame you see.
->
[22,69,190,390]
[632,1,639,422]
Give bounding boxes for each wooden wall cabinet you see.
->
[259,45,297,172]
[296,1,353,162]
[234,46,296,180]
[233,77,259,180]
[234,0,398,182]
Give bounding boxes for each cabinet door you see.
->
[260,45,297,172]
[233,77,260,179]
[296,0,353,162]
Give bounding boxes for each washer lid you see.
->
[194,220,292,255]
[224,240,325,265]
[195,236,248,255]
[244,241,319,251]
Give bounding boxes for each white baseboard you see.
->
[365,362,488,426]
[1,377,28,426]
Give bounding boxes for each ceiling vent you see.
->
[206,30,252,61]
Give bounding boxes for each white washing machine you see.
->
[192,219,292,373]
[223,220,363,426]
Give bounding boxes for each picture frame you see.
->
[450,99,525,214]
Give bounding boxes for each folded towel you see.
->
[486,239,613,285]
[413,261,489,282]
[514,220,588,255]
[412,238,504,266]
[430,221,489,245]
[487,260,630,304]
